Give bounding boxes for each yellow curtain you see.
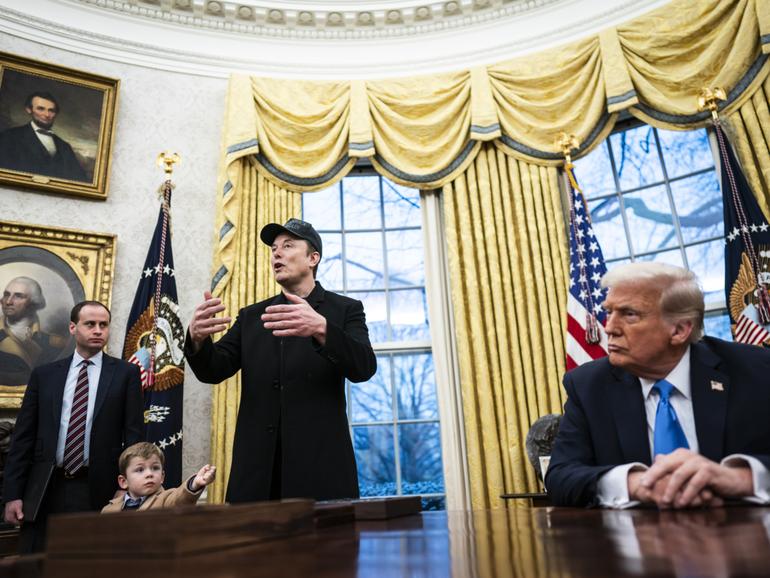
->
[207,160,300,503]
[442,144,569,509]
[208,0,770,505]
[725,72,770,219]
[220,0,768,190]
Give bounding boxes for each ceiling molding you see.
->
[70,0,562,40]
[0,0,670,78]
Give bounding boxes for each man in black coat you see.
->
[546,262,770,509]
[185,218,376,503]
[0,91,88,182]
[2,301,144,552]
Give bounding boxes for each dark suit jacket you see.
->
[0,123,88,182]
[2,354,144,511]
[545,337,770,507]
[185,283,376,503]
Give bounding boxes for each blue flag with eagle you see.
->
[716,122,770,346]
[122,182,185,486]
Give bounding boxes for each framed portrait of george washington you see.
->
[0,51,119,200]
[0,220,116,408]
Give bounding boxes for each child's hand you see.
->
[192,464,217,491]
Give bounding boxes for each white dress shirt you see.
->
[597,347,770,507]
[56,351,103,467]
[31,121,57,156]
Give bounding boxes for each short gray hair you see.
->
[4,276,46,311]
[601,262,704,343]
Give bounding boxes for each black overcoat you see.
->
[185,283,377,502]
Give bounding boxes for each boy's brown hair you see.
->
[118,442,165,476]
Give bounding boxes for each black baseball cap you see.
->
[260,218,323,257]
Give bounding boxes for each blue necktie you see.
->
[124,496,143,510]
[652,379,689,456]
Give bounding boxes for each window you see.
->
[303,170,445,510]
[573,122,731,339]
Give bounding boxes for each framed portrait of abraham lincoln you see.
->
[0,51,119,200]
[0,220,116,408]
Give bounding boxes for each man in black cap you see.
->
[184,218,376,503]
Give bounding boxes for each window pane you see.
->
[610,125,664,190]
[386,230,424,288]
[355,291,388,343]
[685,240,725,305]
[382,181,421,228]
[623,185,677,254]
[704,312,732,341]
[316,232,343,291]
[399,423,444,495]
[574,143,616,200]
[303,184,341,229]
[345,232,384,290]
[394,352,437,420]
[389,289,430,341]
[671,171,724,243]
[658,128,714,179]
[354,425,396,497]
[343,176,381,230]
[351,355,393,422]
[588,197,631,260]
[636,248,684,267]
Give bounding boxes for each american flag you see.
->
[717,121,770,347]
[565,166,609,370]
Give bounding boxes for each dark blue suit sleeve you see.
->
[2,369,41,502]
[545,373,614,507]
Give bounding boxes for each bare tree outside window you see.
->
[304,172,445,510]
[573,123,730,338]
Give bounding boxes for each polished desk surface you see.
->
[6,505,770,578]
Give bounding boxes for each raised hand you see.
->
[188,291,231,350]
[261,292,327,344]
[191,464,217,492]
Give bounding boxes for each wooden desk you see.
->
[10,506,770,577]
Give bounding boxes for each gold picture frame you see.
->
[0,51,119,200]
[0,220,116,408]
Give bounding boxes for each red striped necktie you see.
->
[63,359,92,475]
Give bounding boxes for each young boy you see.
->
[101,442,216,513]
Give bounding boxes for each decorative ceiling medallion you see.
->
[69,0,561,39]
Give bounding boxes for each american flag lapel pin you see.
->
[710,380,724,392]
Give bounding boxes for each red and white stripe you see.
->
[63,361,90,474]
[734,313,770,345]
[566,293,608,370]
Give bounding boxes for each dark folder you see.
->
[22,462,55,522]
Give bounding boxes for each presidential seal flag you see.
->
[716,122,770,346]
[122,180,185,486]
[565,165,609,370]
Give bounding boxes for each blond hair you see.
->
[601,262,704,343]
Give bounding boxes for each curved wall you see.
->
[0,33,225,478]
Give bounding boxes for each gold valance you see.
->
[214,0,769,295]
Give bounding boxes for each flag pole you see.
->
[700,88,770,324]
[558,132,601,345]
[145,152,181,389]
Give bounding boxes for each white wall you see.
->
[0,33,226,478]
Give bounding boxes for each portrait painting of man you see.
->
[0,69,103,184]
[0,247,82,388]
[0,53,119,199]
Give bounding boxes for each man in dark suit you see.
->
[185,218,376,503]
[546,262,770,509]
[2,301,143,552]
[0,91,88,182]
